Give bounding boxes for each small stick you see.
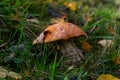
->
[88,25,96,35]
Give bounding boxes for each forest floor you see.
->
[0,0,120,80]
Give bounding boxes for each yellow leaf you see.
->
[57,45,60,51]
[80,40,91,52]
[43,0,53,4]
[64,2,77,11]
[113,54,120,64]
[97,74,120,80]
[47,0,53,3]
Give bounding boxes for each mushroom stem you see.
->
[59,40,84,66]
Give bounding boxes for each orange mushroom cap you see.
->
[33,22,87,44]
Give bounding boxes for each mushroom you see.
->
[33,21,87,66]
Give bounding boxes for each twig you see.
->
[0,43,6,48]
[0,17,6,27]
[88,25,96,35]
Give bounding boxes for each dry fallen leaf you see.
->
[0,67,8,78]
[7,71,22,79]
[27,18,39,24]
[80,40,91,52]
[107,26,115,35]
[97,74,120,80]
[85,14,93,23]
[0,66,22,79]
[113,54,120,64]
[98,39,113,48]
[33,22,87,44]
